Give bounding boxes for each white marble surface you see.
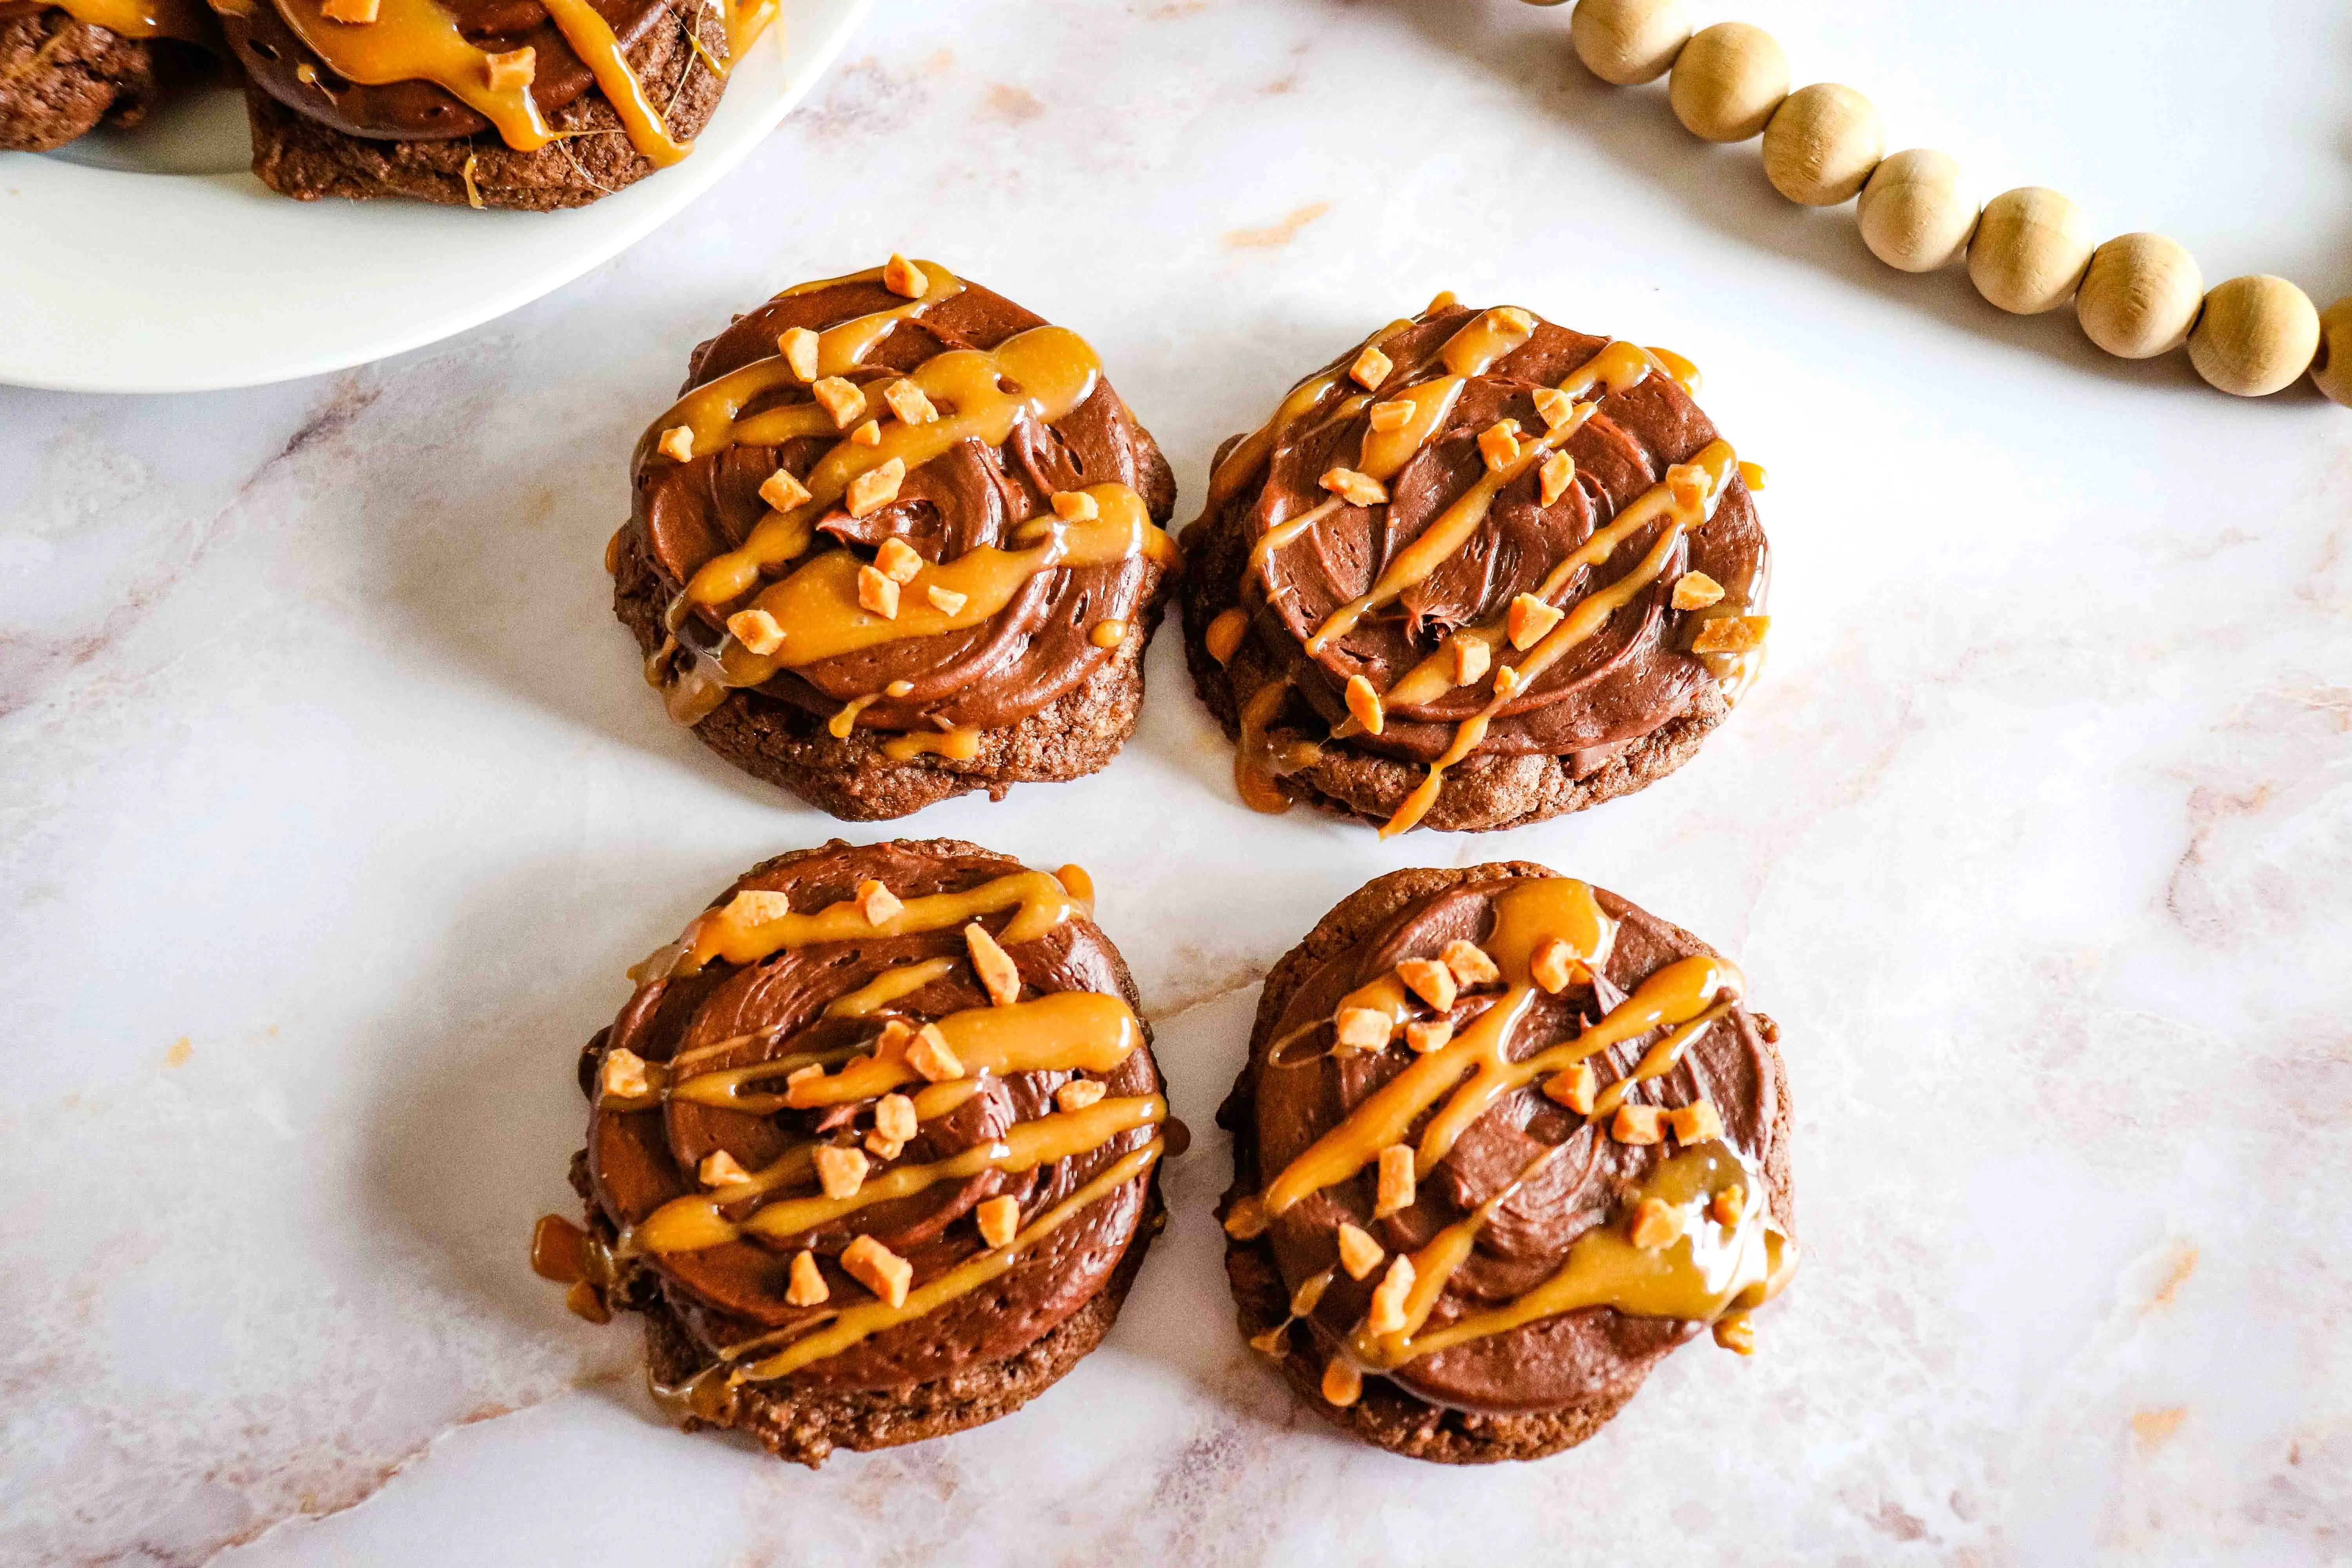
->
[5,1,2350,1563]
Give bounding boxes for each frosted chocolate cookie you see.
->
[0,0,212,152]
[612,258,1180,819]
[1182,296,1769,835]
[218,0,771,209]
[1217,862,1795,1463]
[533,839,1175,1467]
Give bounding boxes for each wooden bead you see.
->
[1761,83,1883,206]
[1669,22,1788,143]
[2189,275,2320,397]
[2313,296,2352,408]
[1568,0,1689,86]
[1855,149,1977,272]
[1967,187,2094,315]
[2074,233,2202,359]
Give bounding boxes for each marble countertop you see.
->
[5,1,2349,1562]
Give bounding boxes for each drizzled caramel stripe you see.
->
[1204,318,1412,510]
[1303,341,1655,657]
[538,0,692,165]
[1378,440,1738,837]
[668,867,1081,978]
[734,1139,1163,1381]
[634,1095,1165,1254]
[1261,878,1615,1214]
[824,958,958,1018]
[788,991,1142,1107]
[267,0,557,152]
[716,484,1173,682]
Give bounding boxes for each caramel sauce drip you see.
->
[822,956,957,1018]
[658,866,1081,979]
[881,728,982,762]
[537,0,690,165]
[634,1095,1165,1254]
[1233,677,1323,815]
[1260,878,1616,1214]
[1245,495,1339,583]
[715,483,1172,682]
[728,1140,1163,1382]
[54,0,211,39]
[1645,345,1702,395]
[1205,607,1250,666]
[1378,438,1739,837]
[530,1212,621,1323]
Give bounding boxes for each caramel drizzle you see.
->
[1233,677,1321,815]
[1250,877,1787,1364]
[882,728,982,762]
[1378,438,1738,837]
[262,0,745,165]
[824,957,957,1018]
[634,1094,1164,1254]
[54,0,211,38]
[726,1140,1163,1383]
[647,866,1082,980]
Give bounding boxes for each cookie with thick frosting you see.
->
[534,839,1176,1467]
[613,259,1180,819]
[0,0,212,152]
[216,0,768,209]
[1217,862,1795,1463]
[1182,296,1769,835]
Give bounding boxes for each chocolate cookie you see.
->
[613,258,1180,819]
[1217,862,1795,1463]
[1182,296,1771,835]
[218,0,767,209]
[0,0,211,153]
[534,839,1176,1467]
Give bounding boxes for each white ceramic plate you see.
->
[0,0,872,394]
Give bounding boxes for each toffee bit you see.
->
[759,465,812,512]
[777,326,820,382]
[1336,1221,1383,1280]
[855,878,902,925]
[786,1250,829,1305]
[840,1234,912,1307]
[1348,345,1393,390]
[964,922,1022,1006]
[976,1194,1019,1248]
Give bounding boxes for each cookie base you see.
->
[245,13,723,211]
[0,12,160,152]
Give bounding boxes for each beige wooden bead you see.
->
[2189,275,2320,397]
[2074,233,2202,359]
[1761,83,1884,206]
[2313,296,2352,408]
[1968,187,2094,315]
[1669,21,1788,143]
[1856,149,1977,272]
[1568,0,1689,86]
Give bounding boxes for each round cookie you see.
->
[534,839,1175,1467]
[1216,862,1795,1463]
[613,259,1180,819]
[0,0,211,153]
[1182,298,1769,836]
[221,0,762,209]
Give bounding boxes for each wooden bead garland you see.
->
[1531,0,2350,404]
[1856,149,1976,273]
[1968,187,2094,316]
[2076,234,2202,359]
[2189,276,2322,397]
[1569,0,1689,86]
[1762,83,1884,207]
[1669,22,1788,143]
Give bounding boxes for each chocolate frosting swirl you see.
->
[219,0,668,140]
[629,272,1176,739]
[586,840,1163,1390]
[1223,867,1791,1416]
[1214,305,1767,770]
